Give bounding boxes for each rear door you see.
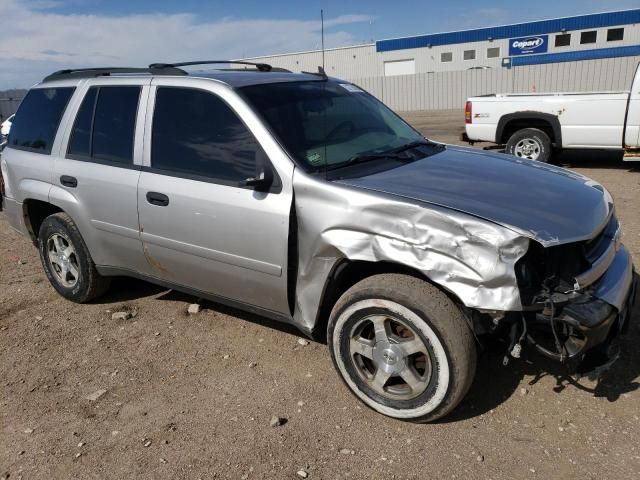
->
[51,78,149,273]
[137,79,294,315]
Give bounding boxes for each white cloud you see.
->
[0,0,372,89]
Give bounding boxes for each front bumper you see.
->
[531,245,636,378]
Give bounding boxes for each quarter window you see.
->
[151,87,259,184]
[580,31,597,44]
[440,52,453,62]
[463,49,476,60]
[607,28,624,42]
[67,86,140,165]
[9,87,75,154]
[555,33,571,47]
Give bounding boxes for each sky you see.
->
[0,0,638,89]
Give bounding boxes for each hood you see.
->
[335,145,612,246]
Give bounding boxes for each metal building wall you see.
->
[350,56,640,112]
[240,44,379,78]
[242,23,640,77]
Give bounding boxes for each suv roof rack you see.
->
[42,66,188,83]
[148,60,287,72]
[42,61,290,83]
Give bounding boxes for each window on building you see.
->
[580,30,597,44]
[8,87,75,154]
[607,28,624,42]
[463,49,476,61]
[67,86,141,165]
[555,33,571,47]
[440,52,453,62]
[486,47,500,58]
[151,87,260,184]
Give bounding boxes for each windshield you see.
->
[239,80,426,171]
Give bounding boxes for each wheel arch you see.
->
[310,259,467,343]
[22,198,64,244]
[496,111,562,147]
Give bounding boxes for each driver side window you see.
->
[151,87,259,185]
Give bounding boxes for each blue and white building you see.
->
[243,9,640,78]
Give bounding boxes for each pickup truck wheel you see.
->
[327,274,476,422]
[505,128,552,162]
[38,212,110,303]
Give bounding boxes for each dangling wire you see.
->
[544,286,566,362]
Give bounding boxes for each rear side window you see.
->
[67,86,140,165]
[9,87,75,154]
[151,87,258,184]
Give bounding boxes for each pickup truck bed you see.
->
[464,62,640,162]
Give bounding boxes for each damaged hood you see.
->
[335,145,611,246]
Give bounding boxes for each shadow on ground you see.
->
[447,275,640,423]
[100,276,304,338]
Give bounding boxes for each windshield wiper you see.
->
[326,140,436,171]
[389,139,435,154]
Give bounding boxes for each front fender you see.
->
[292,170,530,332]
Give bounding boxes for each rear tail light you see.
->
[465,101,472,124]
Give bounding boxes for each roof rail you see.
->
[42,66,187,83]
[149,60,280,72]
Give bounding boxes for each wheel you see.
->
[505,128,552,162]
[38,212,110,302]
[327,274,476,422]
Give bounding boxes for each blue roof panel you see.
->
[506,44,640,66]
[376,10,640,52]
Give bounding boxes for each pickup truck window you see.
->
[240,81,423,171]
[68,86,141,165]
[8,87,75,154]
[151,87,258,183]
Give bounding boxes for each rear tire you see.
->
[327,274,476,422]
[505,128,552,162]
[38,212,110,302]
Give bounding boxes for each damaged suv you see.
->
[1,62,636,422]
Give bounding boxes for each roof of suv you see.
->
[194,71,327,88]
[39,62,329,89]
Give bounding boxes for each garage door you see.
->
[384,59,415,76]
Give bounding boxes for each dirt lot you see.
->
[1,110,639,480]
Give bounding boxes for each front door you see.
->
[137,82,293,315]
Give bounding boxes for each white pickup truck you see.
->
[464,63,640,162]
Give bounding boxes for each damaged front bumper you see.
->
[527,245,637,378]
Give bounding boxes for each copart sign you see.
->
[508,35,548,55]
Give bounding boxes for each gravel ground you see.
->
[1,110,639,480]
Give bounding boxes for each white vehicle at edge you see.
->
[464,62,640,162]
[1,114,14,137]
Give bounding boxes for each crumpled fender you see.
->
[292,170,530,332]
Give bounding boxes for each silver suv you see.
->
[1,62,636,422]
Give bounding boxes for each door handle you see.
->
[60,175,77,188]
[146,191,170,207]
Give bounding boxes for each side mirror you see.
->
[244,148,273,191]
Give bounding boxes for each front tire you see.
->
[38,212,110,302]
[505,128,552,162]
[327,274,476,422]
